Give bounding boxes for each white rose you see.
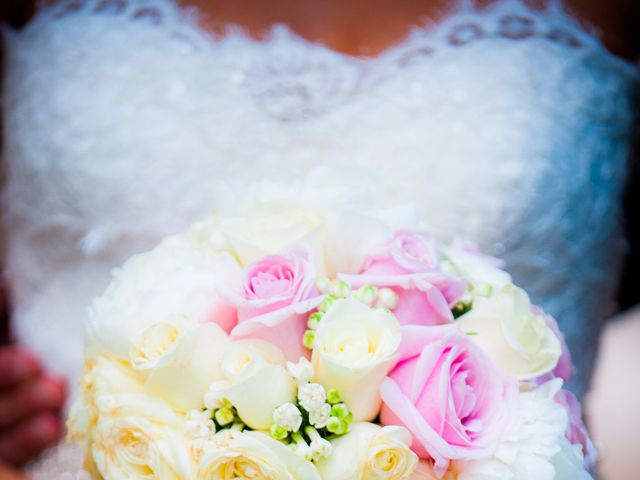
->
[91,393,194,480]
[452,380,571,480]
[214,340,296,429]
[312,299,401,421]
[131,321,231,412]
[316,422,418,480]
[87,236,242,360]
[68,354,145,441]
[220,207,327,267]
[457,285,561,379]
[129,318,185,371]
[441,244,511,288]
[196,429,320,480]
[550,437,593,480]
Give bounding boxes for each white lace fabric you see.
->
[1,1,638,476]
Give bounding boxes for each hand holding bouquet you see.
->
[68,202,595,479]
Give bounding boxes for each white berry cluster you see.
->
[196,382,246,433]
[270,358,353,462]
[184,409,216,438]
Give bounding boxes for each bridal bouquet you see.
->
[68,201,596,480]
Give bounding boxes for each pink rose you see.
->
[203,301,238,335]
[340,231,466,326]
[380,324,517,476]
[372,230,441,274]
[230,246,321,360]
[555,390,597,471]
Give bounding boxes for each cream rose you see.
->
[457,285,562,380]
[68,354,145,442]
[312,299,401,421]
[316,422,418,480]
[131,321,231,412]
[209,340,296,429]
[196,429,320,480]
[220,207,327,268]
[88,239,242,360]
[91,393,194,479]
[550,437,594,480]
[441,243,512,288]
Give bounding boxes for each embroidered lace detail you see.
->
[29,0,637,123]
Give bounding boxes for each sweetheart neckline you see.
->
[32,0,638,76]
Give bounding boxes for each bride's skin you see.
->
[184,0,639,59]
[0,0,637,474]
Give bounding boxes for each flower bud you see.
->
[331,280,352,298]
[326,388,342,405]
[315,277,332,295]
[292,432,314,461]
[331,403,350,419]
[377,288,399,309]
[472,284,493,297]
[307,312,323,330]
[319,295,338,313]
[215,407,235,426]
[326,416,348,435]
[303,330,316,349]
[356,285,378,306]
[231,421,245,432]
[204,381,233,410]
[306,427,333,461]
[270,423,289,441]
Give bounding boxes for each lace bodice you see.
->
[2,0,637,408]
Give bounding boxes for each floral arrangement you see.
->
[68,203,596,480]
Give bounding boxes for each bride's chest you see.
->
[4,10,636,248]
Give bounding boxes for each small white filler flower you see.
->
[298,383,327,412]
[273,402,303,433]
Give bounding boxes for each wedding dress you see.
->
[2,0,637,476]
